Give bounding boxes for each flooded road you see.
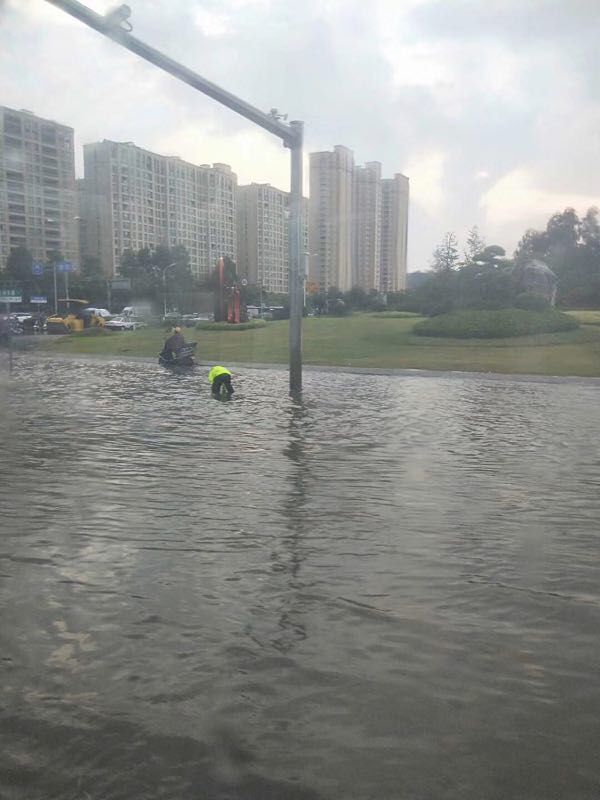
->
[1,358,600,799]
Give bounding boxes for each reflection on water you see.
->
[1,358,600,799]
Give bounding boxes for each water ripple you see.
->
[1,358,600,799]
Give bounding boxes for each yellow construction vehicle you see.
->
[46,299,106,335]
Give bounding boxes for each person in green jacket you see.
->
[208,365,234,398]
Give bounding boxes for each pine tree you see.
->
[432,232,460,272]
[464,226,486,264]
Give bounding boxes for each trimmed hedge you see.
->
[195,320,267,332]
[514,292,550,311]
[413,308,579,339]
[370,311,421,319]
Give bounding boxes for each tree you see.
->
[5,246,33,280]
[463,226,486,265]
[514,229,549,265]
[580,207,600,253]
[116,245,194,310]
[513,207,600,307]
[68,255,108,307]
[432,232,460,272]
[344,286,368,310]
[475,245,507,268]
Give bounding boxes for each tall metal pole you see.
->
[5,301,13,375]
[44,0,304,393]
[53,262,58,314]
[288,121,304,394]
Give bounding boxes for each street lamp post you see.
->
[43,0,305,394]
[52,260,58,314]
[160,262,177,318]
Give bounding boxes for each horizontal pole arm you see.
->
[44,0,300,147]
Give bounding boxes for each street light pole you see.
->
[288,122,303,394]
[53,260,58,314]
[161,262,176,318]
[43,0,305,393]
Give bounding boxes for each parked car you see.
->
[104,315,146,331]
[12,311,33,325]
[181,313,212,326]
[122,305,152,319]
[84,307,112,319]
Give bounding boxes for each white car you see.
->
[85,307,112,319]
[104,315,146,331]
[11,312,32,324]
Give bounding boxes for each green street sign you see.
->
[0,288,22,303]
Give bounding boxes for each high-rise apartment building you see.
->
[236,183,308,294]
[308,146,354,291]
[0,106,79,267]
[81,140,237,278]
[353,161,382,291]
[309,145,409,293]
[380,174,409,292]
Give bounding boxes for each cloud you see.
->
[405,151,446,214]
[193,9,230,38]
[481,168,599,233]
[1,0,599,270]
[155,124,292,191]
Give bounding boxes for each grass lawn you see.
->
[565,310,600,326]
[38,313,600,377]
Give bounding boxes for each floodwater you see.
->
[1,357,600,800]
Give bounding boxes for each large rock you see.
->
[516,258,558,306]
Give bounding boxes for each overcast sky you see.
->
[1,0,599,270]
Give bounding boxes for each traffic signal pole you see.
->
[43,0,305,393]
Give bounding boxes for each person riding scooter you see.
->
[160,326,186,363]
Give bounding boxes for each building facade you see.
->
[81,140,237,279]
[0,106,79,268]
[309,145,409,293]
[308,145,354,291]
[352,161,382,291]
[236,183,308,294]
[380,174,409,292]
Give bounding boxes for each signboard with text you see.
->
[57,261,74,273]
[110,278,131,291]
[31,296,48,304]
[0,288,22,303]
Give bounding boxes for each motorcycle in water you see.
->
[158,341,197,368]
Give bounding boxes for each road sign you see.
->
[57,261,74,273]
[110,278,131,291]
[31,296,48,304]
[0,290,23,303]
[32,262,44,276]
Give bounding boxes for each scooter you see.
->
[158,341,197,368]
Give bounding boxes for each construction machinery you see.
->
[46,299,106,334]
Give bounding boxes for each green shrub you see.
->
[413,309,579,339]
[370,311,421,319]
[195,320,266,332]
[514,292,550,311]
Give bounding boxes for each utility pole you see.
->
[53,260,58,314]
[161,262,176,318]
[43,0,305,393]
